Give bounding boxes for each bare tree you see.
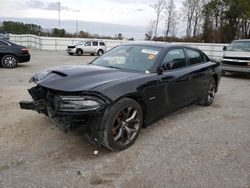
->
[150,0,165,38]
[145,20,156,40]
[164,0,176,39]
[192,0,206,37]
[182,0,199,38]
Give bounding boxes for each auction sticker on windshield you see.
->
[141,49,159,55]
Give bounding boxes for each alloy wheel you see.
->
[112,106,141,146]
[3,56,17,68]
[208,80,216,103]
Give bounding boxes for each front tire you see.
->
[200,78,216,106]
[102,98,143,151]
[76,49,83,56]
[1,54,18,68]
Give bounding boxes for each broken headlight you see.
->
[29,70,51,83]
[59,96,103,112]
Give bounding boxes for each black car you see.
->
[20,43,221,151]
[0,39,30,68]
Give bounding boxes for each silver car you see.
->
[67,40,106,56]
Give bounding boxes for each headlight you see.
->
[59,96,103,112]
[29,70,51,83]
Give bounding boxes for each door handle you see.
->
[179,75,192,81]
[1,48,5,50]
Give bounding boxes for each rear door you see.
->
[0,40,9,54]
[185,48,211,100]
[92,41,98,53]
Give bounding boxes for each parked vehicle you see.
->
[20,43,221,151]
[222,39,250,74]
[66,40,106,56]
[0,39,30,68]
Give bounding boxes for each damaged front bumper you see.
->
[20,100,47,111]
[19,86,108,144]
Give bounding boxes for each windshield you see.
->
[227,41,250,51]
[92,45,162,72]
[76,41,86,45]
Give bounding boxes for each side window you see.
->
[186,49,204,65]
[92,41,98,46]
[0,41,7,46]
[85,41,91,46]
[162,49,186,70]
[100,42,105,46]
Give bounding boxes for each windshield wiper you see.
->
[101,65,122,70]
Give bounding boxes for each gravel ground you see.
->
[0,50,250,188]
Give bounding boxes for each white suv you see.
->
[67,40,106,56]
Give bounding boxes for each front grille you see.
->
[224,56,250,61]
[222,61,249,67]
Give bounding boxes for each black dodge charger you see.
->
[20,43,221,151]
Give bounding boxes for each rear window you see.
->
[186,49,204,65]
[99,42,105,46]
[93,41,98,46]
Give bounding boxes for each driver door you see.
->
[84,41,92,53]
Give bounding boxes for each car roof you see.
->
[122,42,199,51]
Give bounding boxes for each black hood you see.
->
[33,65,139,92]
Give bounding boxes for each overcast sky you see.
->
[0,0,184,26]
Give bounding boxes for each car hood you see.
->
[224,50,250,58]
[32,65,140,92]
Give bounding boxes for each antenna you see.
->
[58,1,61,29]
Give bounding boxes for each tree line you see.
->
[147,0,250,43]
[0,21,124,40]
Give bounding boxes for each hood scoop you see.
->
[51,71,68,77]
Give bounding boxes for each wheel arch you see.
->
[97,48,104,54]
[114,94,147,126]
[76,48,83,53]
[1,53,18,59]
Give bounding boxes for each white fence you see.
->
[9,34,228,59]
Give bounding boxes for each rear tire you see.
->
[102,98,142,151]
[76,49,83,56]
[97,50,104,56]
[1,54,18,68]
[200,78,216,106]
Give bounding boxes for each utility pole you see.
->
[58,1,61,29]
[76,20,78,37]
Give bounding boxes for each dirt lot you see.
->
[0,50,250,188]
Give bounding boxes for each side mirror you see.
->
[158,62,171,74]
[162,62,171,70]
[223,46,227,51]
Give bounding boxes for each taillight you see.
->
[21,48,29,54]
